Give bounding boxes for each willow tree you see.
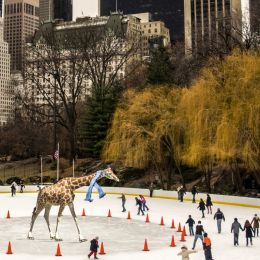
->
[102,86,184,189]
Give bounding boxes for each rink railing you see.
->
[0,185,259,208]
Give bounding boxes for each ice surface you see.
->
[0,192,259,260]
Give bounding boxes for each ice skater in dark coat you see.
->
[88,236,99,259]
[198,198,206,218]
[186,215,195,236]
[135,197,144,215]
[243,220,254,246]
[206,194,213,214]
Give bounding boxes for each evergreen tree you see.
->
[147,47,173,85]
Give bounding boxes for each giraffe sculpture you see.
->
[27,167,119,242]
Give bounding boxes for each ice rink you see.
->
[0,191,259,260]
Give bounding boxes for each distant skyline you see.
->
[73,0,98,20]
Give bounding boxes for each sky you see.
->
[73,0,99,20]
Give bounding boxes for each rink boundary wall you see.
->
[0,186,259,209]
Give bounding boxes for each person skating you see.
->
[203,233,213,260]
[177,245,197,260]
[88,236,99,259]
[213,208,225,233]
[251,214,259,237]
[20,180,25,193]
[191,186,198,203]
[206,194,213,214]
[231,218,243,246]
[243,220,254,246]
[179,186,186,202]
[192,220,204,249]
[119,194,126,212]
[149,182,154,197]
[198,198,206,218]
[186,215,195,236]
[139,195,149,211]
[10,181,18,197]
[135,197,144,215]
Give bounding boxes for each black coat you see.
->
[198,201,206,211]
[244,225,254,238]
[206,196,213,206]
[195,224,204,235]
[186,217,195,227]
[90,239,99,252]
[191,187,198,195]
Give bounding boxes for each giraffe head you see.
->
[100,167,119,182]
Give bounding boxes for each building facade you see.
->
[99,0,184,43]
[39,0,72,22]
[4,0,39,71]
[0,1,13,126]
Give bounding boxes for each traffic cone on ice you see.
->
[107,209,112,217]
[6,242,13,254]
[82,208,86,217]
[99,242,106,255]
[170,235,176,247]
[7,210,10,219]
[170,219,175,229]
[183,226,187,236]
[55,243,62,256]
[180,229,186,242]
[145,214,150,223]
[142,239,150,251]
[160,216,165,226]
[177,222,182,232]
[127,211,131,220]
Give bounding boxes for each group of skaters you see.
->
[10,180,25,196]
[176,185,260,260]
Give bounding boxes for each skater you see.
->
[198,198,206,218]
[203,233,213,260]
[214,208,225,233]
[231,218,243,246]
[179,186,186,202]
[186,215,195,236]
[139,195,149,211]
[10,181,18,196]
[20,180,25,193]
[206,194,213,214]
[191,185,198,203]
[88,236,99,259]
[251,214,259,237]
[177,245,197,259]
[149,182,154,197]
[243,220,254,246]
[119,194,126,212]
[192,220,204,249]
[135,197,144,215]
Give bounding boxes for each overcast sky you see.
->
[73,0,99,20]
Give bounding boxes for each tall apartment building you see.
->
[184,0,259,55]
[39,0,72,22]
[4,0,39,71]
[0,1,13,126]
[99,0,184,42]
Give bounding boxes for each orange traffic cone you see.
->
[180,229,186,242]
[127,211,131,220]
[6,242,13,254]
[107,209,112,217]
[145,214,150,223]
[177,222,182,232]
[99,242,106,255]
[82,208,86,217]
[170,219,175,229]
[142,239,150,251]
[55,243,62,256]
[7,210,10,219]
[183,226,187,236]
[170,235,176,247]
[160,216,165,226]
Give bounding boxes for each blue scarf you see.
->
[85,170,106,202]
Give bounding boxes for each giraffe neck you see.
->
[69,173,100,191]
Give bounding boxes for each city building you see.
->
[4,0,39,71]
[184,0,260,55]
[99,0,184,43]
[39,0,72,22]
[0,1,13,126]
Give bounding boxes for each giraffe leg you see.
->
[68,202,87,242]
[54,204,65,241]
[44,205,54,239]
[28,205,45,239]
